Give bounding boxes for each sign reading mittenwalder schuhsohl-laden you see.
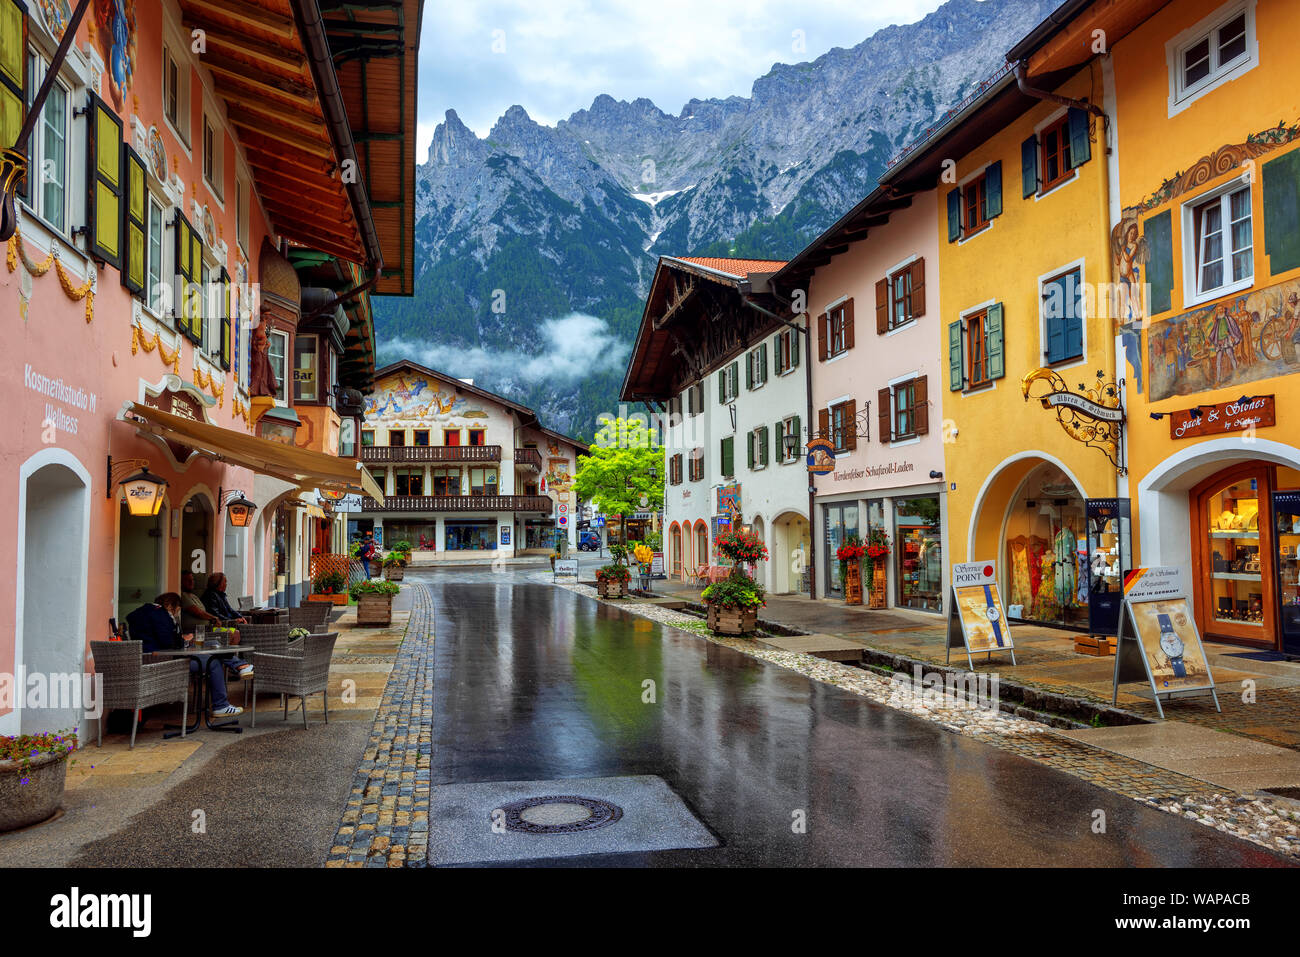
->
[947,561,1015,668]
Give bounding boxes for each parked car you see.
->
[579,530,601,551]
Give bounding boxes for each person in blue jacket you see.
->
[125,594,242,716]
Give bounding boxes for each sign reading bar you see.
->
[1168,395,1275,440]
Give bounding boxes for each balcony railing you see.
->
[514,447,543,470]
[361,495,554,513]
[359,444,502,463]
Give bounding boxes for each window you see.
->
[361,429,375,447]
[468,429,486,447]
[777,415,801,463]
[1170,5,1254,112]
[825,303,850,358]
[948,162,1002,241]
[1043,267,1085,364]
[23,51,68,233]
[718,362,739,403]
[876,260,926,333]
[830,402,853,452]
[746,344,768,389]
[443,428,460,446]
[1039,115,1072,192]
[340,418,357,458]
[689,447,704,482]
[773,327,800,374]
[469,467,498,496]
[388,429,406,447]
[747,426,770,470]
[893,380,916,439]
[236,175,249,253]
[720,436,735,479]
[293,334,319,402]
[695,524,708,565]
[432,467,461,496]
[394,468,424,496]
[202,114,222,200]
[147,196,165,314]
[669,453,683,485]
[965,174,988,234]
[445,520,496,551]
[687,382,704,415]
[366,467,386,496]
[267,330,288,402]
[162,42,190,146]
[413,430,430,446]
[1186,182,1252,302]
[948,305,1005,392]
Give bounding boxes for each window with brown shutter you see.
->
[913,375,929,435]
[843,399,858,451]
[877,387,891,444]
[910,259,925,318]
[843,298,855,350]
[818,407,830,442]
[817,313,828,362]
[875,278,889,334]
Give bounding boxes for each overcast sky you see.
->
[416,0,952,153]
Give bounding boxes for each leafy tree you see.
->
[572,417,665,520]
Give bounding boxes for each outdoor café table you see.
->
[152,644,254,737]
[247,607,287,624]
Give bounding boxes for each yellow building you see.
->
[881,53,1119,635]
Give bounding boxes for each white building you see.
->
[348,360,588,561]
[622,257,812,594]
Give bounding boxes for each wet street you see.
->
[422,568,1290,867]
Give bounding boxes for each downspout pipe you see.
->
[1014,59,1108,132]
[740,286,818,602]
[291,0,385,275]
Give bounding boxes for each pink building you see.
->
[773,188,949,612]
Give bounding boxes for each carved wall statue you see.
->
[249,321,280,398]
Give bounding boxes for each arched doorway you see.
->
[117,497,168,622]
[694,521,709,572]
[19,459,90,734]
[180,493,215,586]
[749,515,767,589]
[999,462,1088,627]
[771,511,810,595]
[668,523,682,579]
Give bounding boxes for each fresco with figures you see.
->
[1147,276,1300,402]
[363,371,489,423]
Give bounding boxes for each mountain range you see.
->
[372,0,1059,438]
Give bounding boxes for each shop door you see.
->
[823,503,859,598]
[1274,491,1300,656]
[1193,464,1275,648]
[1005,472,1088,628]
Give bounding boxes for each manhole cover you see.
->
[495,795,623,834]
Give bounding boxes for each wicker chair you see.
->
[251,633,338,729]
[289,604,332,630]
[91,641,190,749]
[232,622,302,709]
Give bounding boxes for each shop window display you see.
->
[1004,465,1088,628]
[1207,481,1264,628]
[823,503,859,597]
[445,521,497,551]
[894,497,942,612]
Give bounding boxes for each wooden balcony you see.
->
[359,444,502,463]
[514,447,543,471]
[360,495,554,513]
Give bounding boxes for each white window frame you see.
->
[202,112,224,203]
[267,329,289,405]
[22,49,72,238]
[161,26,192,152]
[780,414,800,464]
[722,364,738,403]
[235,173,250,255]
[888,371,922,448]
[145,194,168,319]
[1166,0,1257,117]
[1037,257,1089,372]
[748,346,766,390]
[828,399,852,453]
[1032,106,1079,202]
[956,164,995,246]
[1181,174,1253,308]
[775,327,799,375]
[748,427,768,471]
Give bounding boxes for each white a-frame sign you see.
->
[947,561,1016,669]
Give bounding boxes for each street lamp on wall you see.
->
[117,467,167,518]
[220,488,258,527]
[783,431,800,459]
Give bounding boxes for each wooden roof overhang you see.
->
[320,0,423,296]
[290,249,376,391]
[178,0,372,265]
[1007,0,1169,78]
[620,257,785,404]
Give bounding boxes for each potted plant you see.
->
[864,527,892,609]
[310,570,349,604]
[633,543,654,591]
[0,729,77,832]
[837,536,866,605]
[595,563,630,598]
[351,578,400,626]
[550,549,561,569]
[382,552,406,581]
[704,530,769,634]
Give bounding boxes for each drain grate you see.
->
[495,795,623,834]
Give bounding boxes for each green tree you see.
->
[573,417,665,520]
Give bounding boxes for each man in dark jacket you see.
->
[124,594,242,716]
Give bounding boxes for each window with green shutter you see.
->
[747,430,755,470]
[946,188,961,242]
[1143,210,1174,314]
[1066,107,1091,170]
[1042,268,1083,364]
[0,0,25,155]
[986,303,1005,381]
[86,92,122,267]
[1021,134,1039,199]
[983,160,1002,221]
[1263,147,1300,275]
[759,425,769,467]
[721,435,734,478]
[948,321,964,391]
[120,145,147,295]
[219,267,232,371]
[174,210,193,337]
[191,231,205,346]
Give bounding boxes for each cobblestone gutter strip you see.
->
[548,576,1300,860]
[325,584,434,868]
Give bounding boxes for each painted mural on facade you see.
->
[93,0,136,109]
[363,372,487,422]
[1148,276,1300,402]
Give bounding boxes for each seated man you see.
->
[124,594,243,717]
[181,572,252,679]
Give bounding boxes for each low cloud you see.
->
[377,313,630,385]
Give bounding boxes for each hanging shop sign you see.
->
[1167,395,1275,440]
[1112,566,1220,719]
[1021,369,1125,472]
[946,561,1016,669]
[717,484,741,517]
[806,437,835,475]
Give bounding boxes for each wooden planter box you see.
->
[1074,635,1116,657]
[707,603,758,635]
[597,579,628,599]
[384,565,405,581]
[356,594,394,626]
[308,593,348,605]
[843,561,863,605]
[0,753,67,832]
[868,562,888,609]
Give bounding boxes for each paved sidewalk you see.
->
[656,581,1300,751]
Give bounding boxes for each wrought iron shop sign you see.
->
[1021,368,1125,472]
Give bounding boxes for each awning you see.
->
[126,402,386,502]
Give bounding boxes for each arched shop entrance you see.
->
[180,493,215,584]
[771,511,810,595]
[117,497,168,622]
